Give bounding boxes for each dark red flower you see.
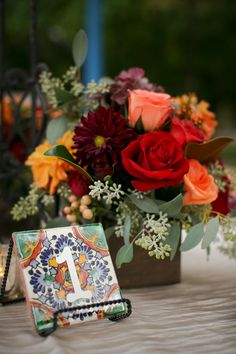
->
[73,106,136,179]
[9,140,27,162]
[229,192,236,212]
[68,171,90,197]
[121,131,189,192]
[110,67,164,105]
[3,126,27,162]
[211,176,231,215]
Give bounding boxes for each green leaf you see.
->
[55,88,75,105]
[104,226,115,240]
[134,117,145,133]
[72,29,88,68]
[46,116,68,145]
[44,145,93,182]
[185,136,234,164]
[123,215,131,246]
[230,207,236,217]
[115,243,134,268]
[128,194,159,214]
[46,217,70,228]
[165,223,181,260]
[159,194,183,217]
[189,212,201,226]
[201,217,219,249]
[180,222,204,252]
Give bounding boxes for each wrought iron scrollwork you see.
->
[0,0,49,180]
[0,0,49,240]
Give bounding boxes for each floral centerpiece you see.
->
[11,64,236,274]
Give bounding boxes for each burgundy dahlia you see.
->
[73,106,136,179]
[110,67,164,105]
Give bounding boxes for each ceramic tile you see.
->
[13,224,125,335]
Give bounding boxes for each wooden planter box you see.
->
[109,236,181,288]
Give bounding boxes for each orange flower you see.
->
[1,96,62,130]
[195,101,218,140]
[174,94,198,120]
[50,109,63,119]
[174,94,218,140]
[183,159,218,205]
[128,89,174,131]
[1,96,14,125]
[25,131,74,194]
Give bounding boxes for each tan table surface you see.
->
[0,245,235,354]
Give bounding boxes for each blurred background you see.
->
[0,0,235,240]
[4,0,236,162]
[6,0,236,138]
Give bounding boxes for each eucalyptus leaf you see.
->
[115,243,134,268]
[165,223,181,260]
[180,222,204,252]
[201,217,219,249]
[123,215,131,246]
[44,145,93,182]
[189,212,201,226]
[46,116,68,145]
[72,29,88,68]
[230,207,236,217]
[128,194,159,214]
[104,226,115,240]
[159,194,183,217]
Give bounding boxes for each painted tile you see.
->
[13,223,125,335]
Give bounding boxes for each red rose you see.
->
[170,116,205,148]
[68,171,90,197]
[121,131,189,192]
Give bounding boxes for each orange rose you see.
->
[183,159,218,205]
[128,89,174,131]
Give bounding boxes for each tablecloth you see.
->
[0,245,235,354]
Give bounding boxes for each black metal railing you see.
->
[0,0,48,180]
[0,0,48,240]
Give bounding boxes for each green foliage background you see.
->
[4,0,236,162]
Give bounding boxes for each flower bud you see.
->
[82,208,93,220]
[66,214,77,223]
[63,206,71,215]
[71,201,79,209]
[81,195,92,206]
[68,195,77,203]
[79,204,88,213]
